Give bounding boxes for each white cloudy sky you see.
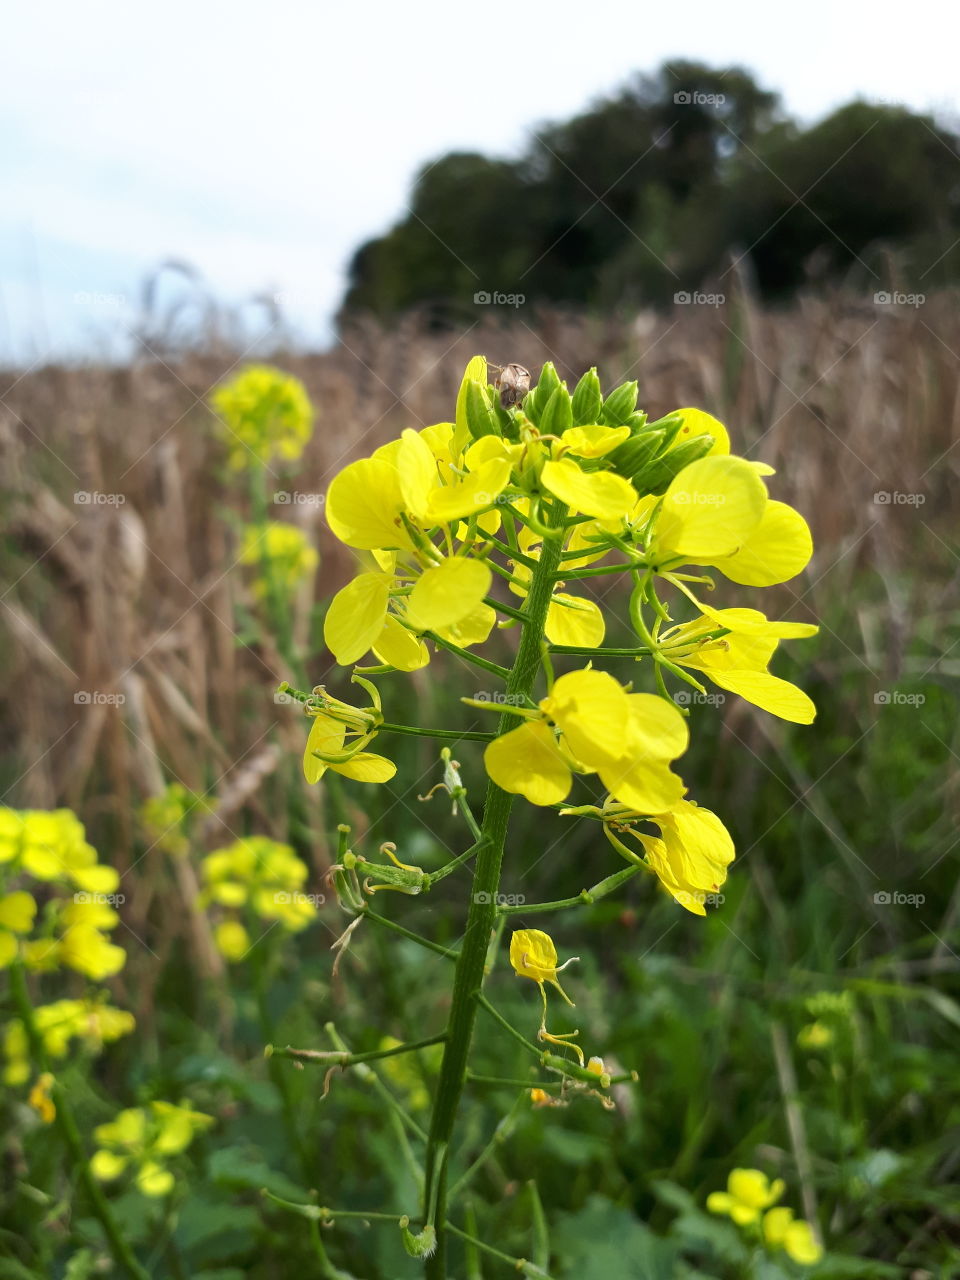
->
[2,0,957,362]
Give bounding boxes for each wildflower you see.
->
[510,928,583,1064]
[3,997,135,1085]
[707,1168,785,1224]
[199,836,317,958]
[763,1207,824,1265]
[140,783,215,858]
[658,606,818,724]
[0,808,119,894]
[302,678,395,785]
[483,669,687,812]
[27,1073,56,1124]
[797,1021,833,1050]
[239,522,318,598]
[0,891,37,967]
[211,365,313,469]
[604,798,735,915]
[91,1101,214,1198]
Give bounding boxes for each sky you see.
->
[2,0,958,364]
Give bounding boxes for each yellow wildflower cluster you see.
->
[239,521,319,598]
[708,1167,823,1265]
[198,836,318,961]
[0,808,126,978]
[91,1101,214,1197]
[210,364,313,469]
[3,996,135,1085]
[305,357,817,915]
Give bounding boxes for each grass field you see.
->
[1,286,959,1278]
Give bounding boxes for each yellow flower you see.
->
[539,456,638,521]
[484,670,687,812]
[200,836,318,947]
[211,365,313,469]
[92,1101,213,1198]
[707,1168,785,1225]
[0,891,37,968]
[659,606,819,724]
[240,522,318,598]
[27,1073,56,1124]
[214,919,250,962]
[301,679,396,785]
[3,998,135,1085]
[763,1207,824,1265]
[607,798,735,915]
[509,929,583,1064]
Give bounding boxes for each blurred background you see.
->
[2,2,960,1277]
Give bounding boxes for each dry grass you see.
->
[1,285,957,830]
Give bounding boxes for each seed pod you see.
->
[498,362,531,408]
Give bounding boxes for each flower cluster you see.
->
[90,1101,214,1197]
[239,521,319,599]
[708,1168,823,1266]
[210,364,313,469]
[3,996,135,1085]
[198,836,318,961]
[307,357,817,917]
[0,808,125,977]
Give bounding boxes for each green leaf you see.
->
[552,1197,680,1280]
[207,1147,307,1201]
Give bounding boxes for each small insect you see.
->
[494,362,531,409]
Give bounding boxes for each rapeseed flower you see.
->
[91,1101,214,1197]
[211,365,313,469]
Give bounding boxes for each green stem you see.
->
[423,633,511,679]
[474,993,542,1057]
[268,1031,446,1069]
[496,865,643,915]
[379,721,494,742]
[9,964,150,1280]
[365,907,460,959]
[547,645,653,657]
[423,502,567,1279]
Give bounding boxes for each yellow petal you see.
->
[560,424,630,458]
[397,428,439,522]
[639,835,707,914]
[545,594,606,648]
[326,456,411,550]
[708,499,813,586]
[433,602,497,648]
[542,669,631,768]
[0,892,37,934]
[540,457,638,521]
[90,1149,128,1181]
[624,693,689,761]
[303,713,346,785]
[0,931,17,967]
[484,721,571,806]
[783,1220,823,1265]
[406,558,492,631]
[215,919,250,961]
[333,752,396,783]
[372,615,430,671]
[427,457,512,524]
[137,1162,175,1197]
[670,408,730,456]
[510,928,559,982]
[658,801,735,890]
[703,668,817,724]
[324,572,391,665]
[655,456,767,560]
[598,754,686,816]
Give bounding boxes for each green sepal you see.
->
[400,1220,437,1258]
[570,367,602,426]
[601,380,639,425]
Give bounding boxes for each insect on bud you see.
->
[497,362,531,409]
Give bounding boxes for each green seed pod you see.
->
[601,380,639,425]
[400,1219,437,1258]
[571,367,602,425]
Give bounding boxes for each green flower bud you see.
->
[601,380,639,425]
[539,384,573,437]
[571,367,602,425]
[632,433,715,494]
[464,379,501,440]
[400,1218,437,1258]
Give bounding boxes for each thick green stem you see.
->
[422,502,566,1279]
[9,964,151,1280]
